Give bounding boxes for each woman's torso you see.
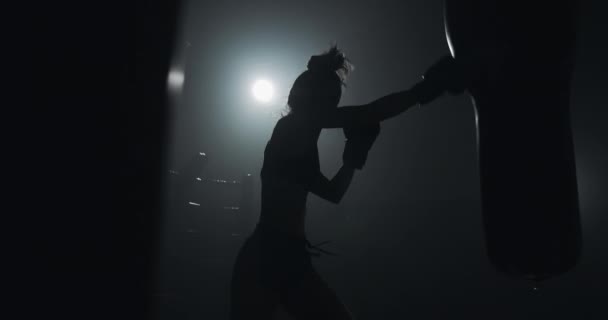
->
[259,114,320,236]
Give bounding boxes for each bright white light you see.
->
[167,68,185,91]
[252,79,274,103]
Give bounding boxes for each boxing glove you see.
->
[413,55,468,105]
[342,123,380,169]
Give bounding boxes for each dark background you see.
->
[18,0,607,319]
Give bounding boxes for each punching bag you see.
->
[443,0,582,281]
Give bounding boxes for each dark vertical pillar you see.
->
[22,1,180,319]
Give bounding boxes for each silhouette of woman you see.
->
[230,46,456,319]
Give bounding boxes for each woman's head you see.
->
[287,46,353,115]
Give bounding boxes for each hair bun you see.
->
[307,45,353,80]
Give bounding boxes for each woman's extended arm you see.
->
[319,86,422,128]
[319,55,465,129]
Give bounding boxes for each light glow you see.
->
[167,68,185,91]
[252,79,274,103]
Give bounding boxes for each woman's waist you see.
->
[252,222,337,257]
[256,213,307,238]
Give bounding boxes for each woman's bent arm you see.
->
[309,165,356,204]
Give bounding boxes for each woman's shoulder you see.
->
[275,113,319,133]
[267,115,317,152]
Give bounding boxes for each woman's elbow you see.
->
[327,191,345,204]
[328,197,340,204]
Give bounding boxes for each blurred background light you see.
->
[252,79,274,103]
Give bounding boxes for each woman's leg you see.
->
[280,269,354,320]
[230,235,280,320]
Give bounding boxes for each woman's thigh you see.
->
[281,270,353,320]
[230,236,280,320]
[230,278,279,320]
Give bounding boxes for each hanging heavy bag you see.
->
[444,0,582,281]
